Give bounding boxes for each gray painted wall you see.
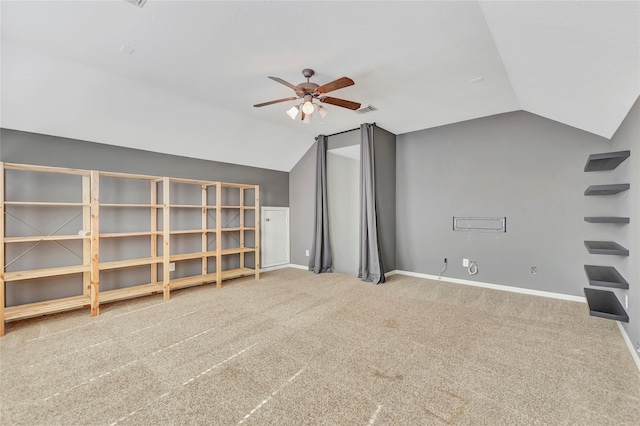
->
[327,129,361,275]
[289,142,317,267]
[327,152,359,275]
[607,97,639,349]
[396,111,615,297]
[0,129,288,207]
[290,132,363,269]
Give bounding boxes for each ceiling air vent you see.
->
[125,0,147,8]
[355,105,376,114]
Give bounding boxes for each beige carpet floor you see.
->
[1,268,639,425]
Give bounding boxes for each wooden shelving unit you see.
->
[217,182,260,285]
[96,171,167,309]
[166,178,218,291]
[582,150,631,323]
[1,162,260,335]
[1,163,94,335]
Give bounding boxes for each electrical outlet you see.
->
[305,250,309,257]
[531,266,537,274]
[625,293,629,310]
[463,258,469,267]
[169,262,175,272]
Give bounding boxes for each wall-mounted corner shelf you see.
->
[584,184,630,196]
[584,216,630,224]
[584,241,629,256]
[584,150,630,172]
[583,288,629,322]
[584,265,629,289]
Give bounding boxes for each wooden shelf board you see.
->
[100,231,162,238]
[170,273,218,289]
[170,251,217,262]
[3,162,91,176]
[99,283,164,303]
[584,241,629,256]
[4,234,89,243]
[221,227,255,232]
[4,295,90,321]
[220,206,256,209]
[100,203,163,208]
[584,150,630,172]
[4,201,87,207]
[168,205,217,209]
[220,182,256,189]
[584,217,630,224]
[168,177,218,186]
[169,229,217,235]
[584,184,630,196]
[220,247,256,255]
[584,265,629,289]
[99,257,163,270]
[4,264,90,281]
[98,171,162,181]
[221,267,256,280]
[584,288,629,322]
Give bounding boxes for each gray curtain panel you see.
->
[359,123,385,284]
[309,135,333,274]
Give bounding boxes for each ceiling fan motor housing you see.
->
[298,82,319,95]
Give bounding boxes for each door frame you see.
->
[260,206,290,268]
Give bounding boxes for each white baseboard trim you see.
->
[287,263,309,271]
[260,264,293,273]
[616,321,640,373]
[385,270,399,277]
[392,270,586,303]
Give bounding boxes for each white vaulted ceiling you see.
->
[1,1,638,171]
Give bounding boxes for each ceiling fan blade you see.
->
[253,97,298,107]
[315,77,354,94]
[268,76,304,95]
[320,96,361,110]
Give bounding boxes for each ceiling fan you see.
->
[254,68,361,122]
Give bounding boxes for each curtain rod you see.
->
[324,122,376,138]
[324,127,358,138]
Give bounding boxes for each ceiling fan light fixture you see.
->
[302,112,313,124]
[286,105,299,120]
[318,105,329,119]
[302,100,315,115]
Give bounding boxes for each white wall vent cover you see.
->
[355,105,376,114]
[125,0,147,8]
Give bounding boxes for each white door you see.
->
[261,207,289,268]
